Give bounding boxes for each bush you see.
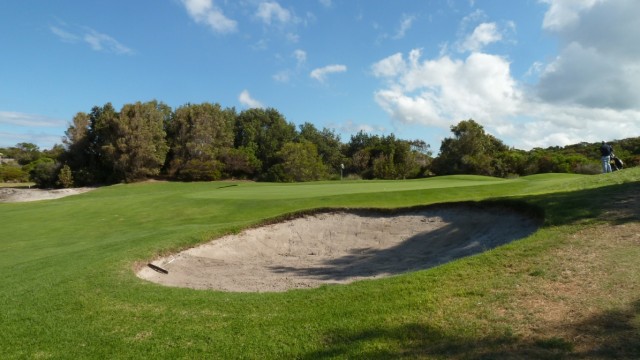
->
[57,165,74,188]
[29,159,60,188]
[176,159,223,181]
[0,164,29,182]
[573,162,601,175]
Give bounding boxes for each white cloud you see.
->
[273,70,291,83]
[336,120,387,135]
[371,45,640,149]
[256,2,292,25]
[540,0,602,31]
[524,61,544,79]
[0,111,66,128]
[83,29,133,55]
[0,131,63,149]
[50,26,79,43]
[498,104,640,149]
[319,0,332,8]
[181,0,237,34]
[310,64,347,83]
[0,112,67,148]
[536,0,640,110]
[372,49,521,128]
[285,32,299,43]
[293,49,307,65]
[457,22,502,52]
[393,14,416,39]
[238,90,264,108]
[50,24,133,55]
[370,1,640,150]
[371,53,406,78]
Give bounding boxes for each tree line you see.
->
[1,100,638,187]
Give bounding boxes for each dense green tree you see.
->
[9,143,41,165]
[86,103,120,182]
[219,147,261,179]
[344,132,428,179]
[110,101,169,182]
[496,149,529,177]
[432,119,508,176]
[53,99,640,183]
[62,112,93,185]
[276,141,327,182]
[234,108,296,180]
[165,103,235,181]
[344,131,381,178]
[298,123,345,175]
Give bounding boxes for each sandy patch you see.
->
[0,187,95,203]
[138,204,540,292]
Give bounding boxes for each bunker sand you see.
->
[0,187,94,202]
[138,204,540,292]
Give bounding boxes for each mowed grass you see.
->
[1,171,639,359]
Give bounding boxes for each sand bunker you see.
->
[138,204,540,292]
[0,187,94,203]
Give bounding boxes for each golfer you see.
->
[600,141,613,173]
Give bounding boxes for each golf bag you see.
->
[610,154,624,171]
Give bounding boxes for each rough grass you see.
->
[1,171,639,359]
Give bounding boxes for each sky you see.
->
[1,0,639,152]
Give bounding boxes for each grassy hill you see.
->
[1,170,639,359]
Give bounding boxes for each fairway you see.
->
[1,171,639,359]
[183,175,510,200]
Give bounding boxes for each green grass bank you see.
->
[1,170,639,359]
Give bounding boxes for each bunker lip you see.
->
[137,203,541,293]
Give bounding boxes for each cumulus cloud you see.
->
[535,0,640,111]
[50,24,133,55]
[370,1,640,150]
[310,64,347,83]
[181,0,237,34]
[540,0,602,31]
[372,49,521,128]
[238,90,264,108]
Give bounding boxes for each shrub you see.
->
[29,159,59,188]
[57,164,74,188]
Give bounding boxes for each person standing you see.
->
[600,141,613,173]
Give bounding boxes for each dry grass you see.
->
[491,188,640,358]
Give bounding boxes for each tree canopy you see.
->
[4,99,638,188]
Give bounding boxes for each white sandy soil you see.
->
[138,205,539,292]
[0,187,94,203]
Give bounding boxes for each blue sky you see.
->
[1,0,639,152]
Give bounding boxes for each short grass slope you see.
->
[1,170,639,359]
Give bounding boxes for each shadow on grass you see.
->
[526,181,640,226]
[301,300,640,359]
